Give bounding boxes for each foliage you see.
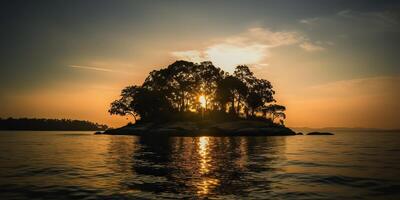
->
[262,104,286,125]
[109,60,286,125]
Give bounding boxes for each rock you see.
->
[307,132,334,135]
[94,131,103,134]
[296,132,303,135]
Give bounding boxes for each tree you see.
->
[195,61,225,110]
[246,92,263,117]
[142,60,201,112]
[233,65,275,117]
[109,60,286,125]
[234,65,256,87]
[109,85,172,122]
[262,104,286,123]
[130,87,172,121]
[216,76,247,114]
[109,86,140,122]
[247,78,275,115]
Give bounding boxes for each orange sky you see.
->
[0,1,399,129]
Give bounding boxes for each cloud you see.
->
[300,9,398,27]
[205,43,268,73]
[69,65,118,72]
[337,9,398,26]
[171,27,322,72]
[68,64,135,75]
[170,50,204,63]
[299,42,325,52]
[299,17,320,25]
[232,27,305,47]
[299,9,399,34]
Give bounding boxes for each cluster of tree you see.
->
[0,118,108,131]
[110,60,286,124]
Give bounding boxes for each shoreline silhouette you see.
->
[0,118,108,131]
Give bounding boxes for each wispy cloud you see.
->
[170,51,204,64]
[337,9,398,26]
[299,42,325,52]
[225,27,305,48]
[299,17,320,25]
[68,65,136,76]
[299,9,399,34]
[69,65,118,72]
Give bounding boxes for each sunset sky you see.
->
[0,0,399,128]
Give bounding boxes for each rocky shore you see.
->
[97,120,296,137]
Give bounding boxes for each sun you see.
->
[199,95,206,108]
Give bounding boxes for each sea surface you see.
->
[0,131,399,200]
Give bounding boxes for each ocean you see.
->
[0,131,399,199]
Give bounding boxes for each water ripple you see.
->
[0,131,399,199]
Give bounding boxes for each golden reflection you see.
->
[197,178,219,195]
[198,136,210,174]
[237,137,248,169]
[196,136,220,195]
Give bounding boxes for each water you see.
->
[0,131,399,199]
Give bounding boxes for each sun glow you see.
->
[205,43,267,73]
[199,95,206,108]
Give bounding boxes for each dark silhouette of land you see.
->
[307,132,334,135]
[103,60,295,136]
[293,127,400,133]
[0,118,108,131]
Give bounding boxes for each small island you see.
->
[0,118,108,131]
[307,132,334,135]
[100,60,296,136]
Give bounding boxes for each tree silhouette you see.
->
[109,86,140,122]
[216,76,247,114]
[233,65,275,116]
[262,104,286,124]
[109,60,286,125]
[131,87,172,121]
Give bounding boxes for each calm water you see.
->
[0,131,399,199]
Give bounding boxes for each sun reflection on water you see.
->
[196,136,219,195]
[198,136,210,174]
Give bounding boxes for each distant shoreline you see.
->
[291,127,400,133]
[0,130,103,132]
[0,118,108,131]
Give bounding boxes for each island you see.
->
[100,60,296,136]
[0,118,108,131]
[307,132,334,135]
[101,120,295,136]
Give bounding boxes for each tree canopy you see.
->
[109,60,286,124]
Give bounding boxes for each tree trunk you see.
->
[231,96,235,114]
[236,95,241,114]
[129,113,137,123]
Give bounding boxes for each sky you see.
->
[0,0,399,128]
